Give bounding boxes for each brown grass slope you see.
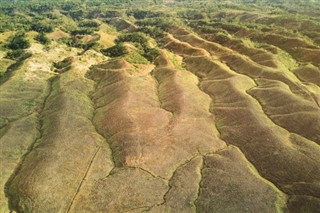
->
[167,27,318,106]
[185,56,320,206]
[160,32,320,210]
[293,64,320,87]
[248,78,320,144]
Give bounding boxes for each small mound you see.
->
[109,18,137,31]
[169,27,191,36]
[94,58,132,70]
[154,50,174,68]
[48,29,69,40]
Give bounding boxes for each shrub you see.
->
[35,32,51,45]
[6,32,30,50]
[101,43,128,57]
[5,49,32,61]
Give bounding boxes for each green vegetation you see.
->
[5,49,26,60]
[142,47,159,62]
[35,32,51,45]
[0,0,319,63]
[101,43,128,57]
[5,49,32,61]
[79,20,100,28]
[116,32,149,45]
[31,21,53,33]
[126,51,149,64]
[6,32,30,50]
[100,32,159,62]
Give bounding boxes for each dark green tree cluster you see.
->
[28,2,54,13]
[127,10,169,20]
[69,9,85,21]
[31,22,53,33]
[70,28,95,36]
[101,43,128,57]
[136,17,175,32]
[70,20,100,36]
[116,32,149,44]
[143,46,160,62]
[104,10,123,18]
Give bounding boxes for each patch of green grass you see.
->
[126,51,149,64]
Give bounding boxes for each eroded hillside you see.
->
[0,0,320,212]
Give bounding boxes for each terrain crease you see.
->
[170,31,317,106]
[169,31,320,144]
[66,146,101,213]
[193,156,204,212]
[166,31,320,199]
